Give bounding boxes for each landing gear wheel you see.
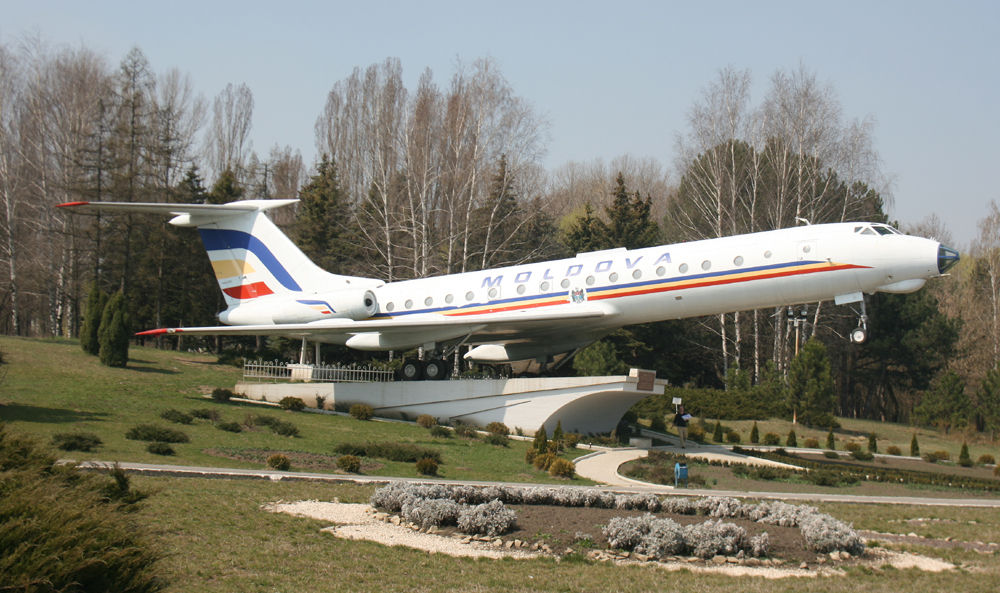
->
[850,326,867,344]
[423,358,450,381]
[399,360,424,381]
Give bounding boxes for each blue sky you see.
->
[4,0,998,248]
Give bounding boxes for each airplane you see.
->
[58,199,960,380]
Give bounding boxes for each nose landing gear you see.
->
[850,298,869,344]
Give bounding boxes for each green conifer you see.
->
[80,285,108,355]
[910,433,920,457]
[786,429,797,447]
[98,291,130,368]
[712,421,723,442]
[532,425,548,453]
[826,427,836,450]
[749,422,759,444]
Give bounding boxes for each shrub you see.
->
[910,433,920,457]
[484,433,509,447]
[270,420,300,437]
[337,455,361,473]
[402,497,462,529]
[252,414,278,428]
[125,424,189,443]
[98,290,130,368]
[687,423,706,443]
[959,442,972,467]
[786,430,797,447]
[803,438,819,449]
[190,408,220,421]
[417,414,437,428]
[762,433,780,446]
[416,457,439,476]
[51,432,102,452]
[712,421,723,442]
[823,450,840,459]
[850,450,874,461]
[845,441,862,453]
[533,453,557,471]
[486,421,510,436]
[725,429,741,444]
[977,454,995,466]
[749,422,759,444]
[0,426,162,592]
[315,395,326,410]
[216,421,242,433]
[211,387,235,402]
[564,433,581,449]
[160,409,193,424]
[799,513,865,555]
[267,454,291,470]
[146,442,175,455]
[826,427,836,450]
[886,445,902,456]
[429,425,452,438]
[349,403,374,420]
[457,500,516,536]
[524,448,537,464]
[279,397,306,411]
[924,450,950,463]
[868,433,878,453]
[548,458,575,478]
[685,520,748,558]
[454,423,479,439]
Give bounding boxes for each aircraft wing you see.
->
[137,304,616,346]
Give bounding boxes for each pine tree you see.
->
[787,339,837,427]
[826,427,836,450]
[786,429,797,447]
[910,433,920,457]
[552,420,564,450]
[532,425,548,453]
[959,442,972,467]
[561,203,607,254]
[604,172,660,249]
[749,422,759,444]
[207,169,244,204]
[98,291,130,367]
[80,285,108,355]
[292,156,359,274]
[868,433,878,453]
[712,421,723,442]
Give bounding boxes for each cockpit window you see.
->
[855,224,900,236]
[855,226,877,236]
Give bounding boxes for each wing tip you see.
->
[56,201,90,208]
[136,328,176,336]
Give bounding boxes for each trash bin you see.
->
[674,462,688,488]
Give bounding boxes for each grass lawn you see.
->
[0,336,589,484]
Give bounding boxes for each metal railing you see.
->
[243,360,395,383]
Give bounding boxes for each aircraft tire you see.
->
[423,358,450,380]
[399,360,424,381]
[850,327,867,344]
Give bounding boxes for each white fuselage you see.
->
[218,222,946,362]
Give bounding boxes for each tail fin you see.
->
[57,199,381,307]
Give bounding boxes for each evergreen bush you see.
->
[98,290,131,367]
[725,430,741,444]
[146,442,175,456]
[959,442,972,467]
[337,454,361,473]
[886,445,902,456]
[910,433,920,456]
[786,429,797,447]
[267,454,291,470]
[484,433,509,447]
[868,433,878,453]
[79,284,108,356]
[125,424,189,443]
[826,427,836,450]
[51,432,102,452]
[712,421,723,442]
[0,427,162,592]
[749,422,759,444]
[977,454,995,466]
[416,457,439,476]
[486,421,510,436]
[417,414,437,428]
[216,421,242,433]
[211,387,235,402]
[762,432,780,446]
[270,420,299,437]
[548,458,575,478]
[803,438,820,449]
[160,409,193,424]
[279,397,306,411]
[429,425,452,438]
[349,403,374,420]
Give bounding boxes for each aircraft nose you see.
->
[937,244,960,274]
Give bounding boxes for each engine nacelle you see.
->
[270,289,378,324]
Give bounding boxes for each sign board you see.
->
[672,397,683,405]
[636,370,655,391]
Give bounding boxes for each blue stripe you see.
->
[199,229,302,292]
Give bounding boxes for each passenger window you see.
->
[516,284,526,295]
[632,269,642,279]
[734,256,744,266]
[701,260,711,271]
[679,263,689,273]
[609,272,619,282]
[404,299,413,309]
[424,297,433,306]
[445,294,454,304]
[465,291,474,301]
[656,266,665,276]
[386,302,395,312]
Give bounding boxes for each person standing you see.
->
[673,405,691,448]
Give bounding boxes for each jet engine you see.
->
[270,289,378,324]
